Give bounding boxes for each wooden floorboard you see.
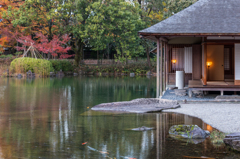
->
[189,80,240,88]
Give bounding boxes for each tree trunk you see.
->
[107,43,110,59]
[48,21,52,60]
[146,46,151,68]
[97,50,99,65]
[74,40,84,66]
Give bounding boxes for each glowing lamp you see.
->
[207,62,212,67]
[172,59,177,64]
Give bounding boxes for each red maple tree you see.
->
[16,33,73,59]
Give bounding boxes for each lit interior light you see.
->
[172,59,177,64]
[207,62,212,67]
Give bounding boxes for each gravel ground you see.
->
[161,89,217,101]
[163,103,240,133]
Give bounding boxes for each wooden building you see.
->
[139,0,240,97]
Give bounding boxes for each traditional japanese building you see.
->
[139,0,240,97]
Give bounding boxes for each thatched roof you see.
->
[139,0,240,39]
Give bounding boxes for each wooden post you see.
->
[204,43,207,85]
[202,41,207,85]
[156,37,160,98]
[166,43,169,86]
[163,42,165,92]
[160,40,163,96]
[164,42,167,91]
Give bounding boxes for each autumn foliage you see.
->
[0,0,73,59]
[0,0,23,52]
[16,33,72,59]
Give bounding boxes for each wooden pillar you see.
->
[156,37,160,98]
[164,42,167,91]
[203,43,207,85]
[160,40,163,96]
[163,42,165,92]
[163,42,166,91]
[166,43,169,86]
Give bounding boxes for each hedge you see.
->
[10,57,54,76]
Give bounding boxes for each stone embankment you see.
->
[91,98,180,113]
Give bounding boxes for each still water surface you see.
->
[0,76,239,159]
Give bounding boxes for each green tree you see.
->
[164,0,198,18]
[137,0,166,67]
[84,0,145,63]
[55,0,99,65]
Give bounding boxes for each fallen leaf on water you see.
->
[82,142,88,145]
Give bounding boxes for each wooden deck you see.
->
[188,80,240,97]
[189,80,238,88]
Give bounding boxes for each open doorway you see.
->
[224,45,234,83]
[207,45,224,81]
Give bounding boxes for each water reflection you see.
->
[0,77,238,158]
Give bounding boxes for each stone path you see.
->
[91,98,180,113]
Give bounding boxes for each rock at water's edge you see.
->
[169,125,209,139]
[91,98,180,113]
[224,133,240,151]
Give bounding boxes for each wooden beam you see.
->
[160,37,168,42]
[160,40,163,96]
[156,37,160,98]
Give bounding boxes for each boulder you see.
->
[223,133,240,151]
[146,71,151,76]
[193,90,204,98]
[130,73,135,77]
[26,70,35,78]
[17,74,23,78]
[50,72,56,77]
[56,70,65,77]
[169,125,209,139]
[174,89,187,96]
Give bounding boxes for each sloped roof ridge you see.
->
[139,0,240,34]
[147,0,207,31]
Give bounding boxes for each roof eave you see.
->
[139,32,240,37]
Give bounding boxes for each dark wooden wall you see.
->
[192,45,202,80]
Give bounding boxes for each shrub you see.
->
[49,60,74,72]
[10,57,54,76]
[80,62,153,75]
[0,54,14,58]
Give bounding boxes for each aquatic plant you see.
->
[210,130,227,145]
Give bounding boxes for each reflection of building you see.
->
[155,113,214,159]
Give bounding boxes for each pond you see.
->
[0,76,239,159]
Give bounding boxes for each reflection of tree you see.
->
[0,77,226,159]
[0,76,156,158]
